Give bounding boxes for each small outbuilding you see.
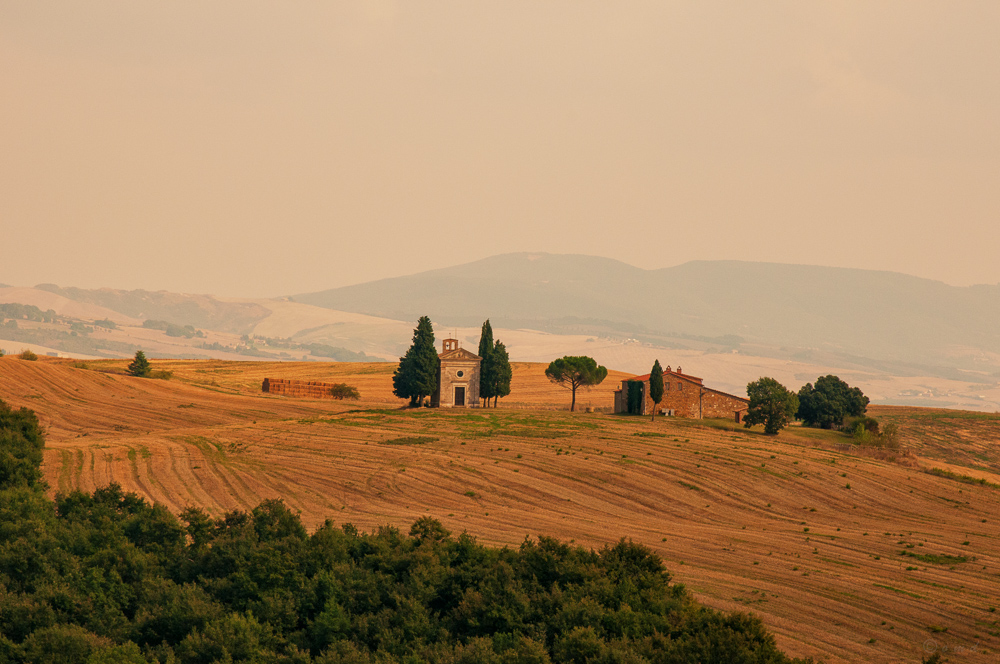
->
[613,365,748,421]
[431,339,481,408]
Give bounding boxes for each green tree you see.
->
[393,316,439,406]
[648,360,664,421]
[126,350,151,377]
[0,399,45,490]
[490,340,512,407]
[797,375,869,429]
[544,356,608,412]
[478,319,495,406]
[744,377,798,435]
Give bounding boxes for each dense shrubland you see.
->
[0,399,808,664]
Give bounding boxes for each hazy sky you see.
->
[2,2,998,297]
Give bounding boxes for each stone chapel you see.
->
[431,339,482,407]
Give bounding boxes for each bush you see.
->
[93,319,117,330]
[18,349,37,361]
[328,383,360,400]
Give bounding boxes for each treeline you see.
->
[0,303,59,324]
[0,400,809,664]
[0,325,139,357]
[143,320,206,339]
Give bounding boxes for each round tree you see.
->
[744,377,798,434]
[797,375,869,429]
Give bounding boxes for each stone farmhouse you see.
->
[613,365,749,421]
[431,339,482,407]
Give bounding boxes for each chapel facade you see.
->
[431,339,482,407]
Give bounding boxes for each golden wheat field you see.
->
[1,356,998,663]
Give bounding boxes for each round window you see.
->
[456,370,464,378]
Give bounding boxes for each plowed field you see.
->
[2,356,998,663]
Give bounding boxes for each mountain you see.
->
[295,253,1000,380]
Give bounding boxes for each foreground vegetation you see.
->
[0,399,808,664]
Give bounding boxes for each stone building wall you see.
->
[701,388,750,420]
[616,373,749,420]
[436,359,480,407]
[432,339,482,408]
[643,377,703,417]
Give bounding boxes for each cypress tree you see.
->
[491,340,512,407]
[393,316,439,406]
[126,350,151,378]
[478,320,495,406]
[648,360,664,421]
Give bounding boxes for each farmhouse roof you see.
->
[629,369,704,384]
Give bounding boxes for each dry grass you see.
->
[2,356,998,663]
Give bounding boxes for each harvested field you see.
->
[2,356,999,663]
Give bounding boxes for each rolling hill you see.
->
[295,253,1000,381]
[2,355,998,663]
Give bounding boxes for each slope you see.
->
[2,357,997,663]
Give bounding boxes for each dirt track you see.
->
[2,356,998,663]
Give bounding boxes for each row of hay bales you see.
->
[262,378,340,399]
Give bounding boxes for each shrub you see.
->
[93,318,117,330]
[18,349,37,361]
[328,383,360,400]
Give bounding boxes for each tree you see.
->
[126,350,151,377]
[545,356,608,412]
[648,360,664,421]
[490,340,512,407]
[478,320,495,406]
[0,399,45,490]
[797,374,869,429]
[744,377,798,435]
[392,317,439,406]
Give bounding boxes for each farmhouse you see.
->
[431,338,481,407]
[613,365,749,420]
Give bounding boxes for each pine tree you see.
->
[126,350,151,378]
[545,356,608,412]
[648,359,664,421]
[490,340,512,407]
[478,320,495,406]
[393,317,439,406]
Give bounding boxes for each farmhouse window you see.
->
[678,382,683,391]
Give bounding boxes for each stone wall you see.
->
[436,359,480,407]
[619,376,749,420]
[646,377,703,417]
[262,378,340,399]
[701,387,749,420]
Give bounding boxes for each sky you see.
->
[2,1,998,297]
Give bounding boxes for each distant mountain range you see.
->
[295,253,1000,382]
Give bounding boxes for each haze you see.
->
[3,1,998,296]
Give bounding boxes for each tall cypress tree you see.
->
[393,316,439,406]
[478,319,495,406]
[491,340,512,407]
[648,359,664,421]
